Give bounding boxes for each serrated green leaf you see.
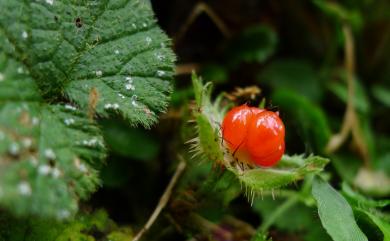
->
[312,176,368,241]
[0,0,175,128]
[0,101,105,219]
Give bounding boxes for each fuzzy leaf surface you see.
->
[0,53,105,218]
[0,0,175,127]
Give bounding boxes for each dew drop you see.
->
[38,164,51,175]
[95,70,103,77]
[145,37,152,45]
[155,53,164,61]
[64,118,75,125]
[22,138,32,148]
[112,103,119,109]
[52,168,61,178]
[143,22,147,27]
[46,0,54,5]
[65,104,77,111]
[31,117,40,126]
[82,138,99,147]
[9,143,20,156]
[0,73,4,82]
[125,76,133,82]
[57,209,70,220]
[131,95,138,107]
[78,163,88,173]
[17,67,24,74]
[18,181,32,196]
[22,31,28,39]
[156,70,165,77]
[30,157,38,166]
[44,148,56,160]
[118,93,125,99]
[125,83,135,91]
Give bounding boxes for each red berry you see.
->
[222,104,285,167]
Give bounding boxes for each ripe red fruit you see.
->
[222,104,285,167]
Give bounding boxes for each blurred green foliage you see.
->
[0,0,390,240]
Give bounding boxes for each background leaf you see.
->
[312,176,368,241]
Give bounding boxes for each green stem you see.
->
[259,194,300,232]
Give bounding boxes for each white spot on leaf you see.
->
[131,95,139,107]
[44,148,56,160]
[78,163,88,173]
[38,164,51,175]
[145,37,152,45]
[155,53,164,61]
[64,118,75,125]
[104,103,119,110]
[22,31,28,39]
[31,117,40,126]
[95,70,103,77]
[65,104,77,111]
[156,70,165,77]
[57,209,70,220]
[22,138,32,148]
[46,0,54,5]
[18,182,32,196]
[9,143,20,156]
[30,157,38,166]
[125,83,135,90]
[52,168,61,178]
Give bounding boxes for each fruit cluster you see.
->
[222,104,285,167]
